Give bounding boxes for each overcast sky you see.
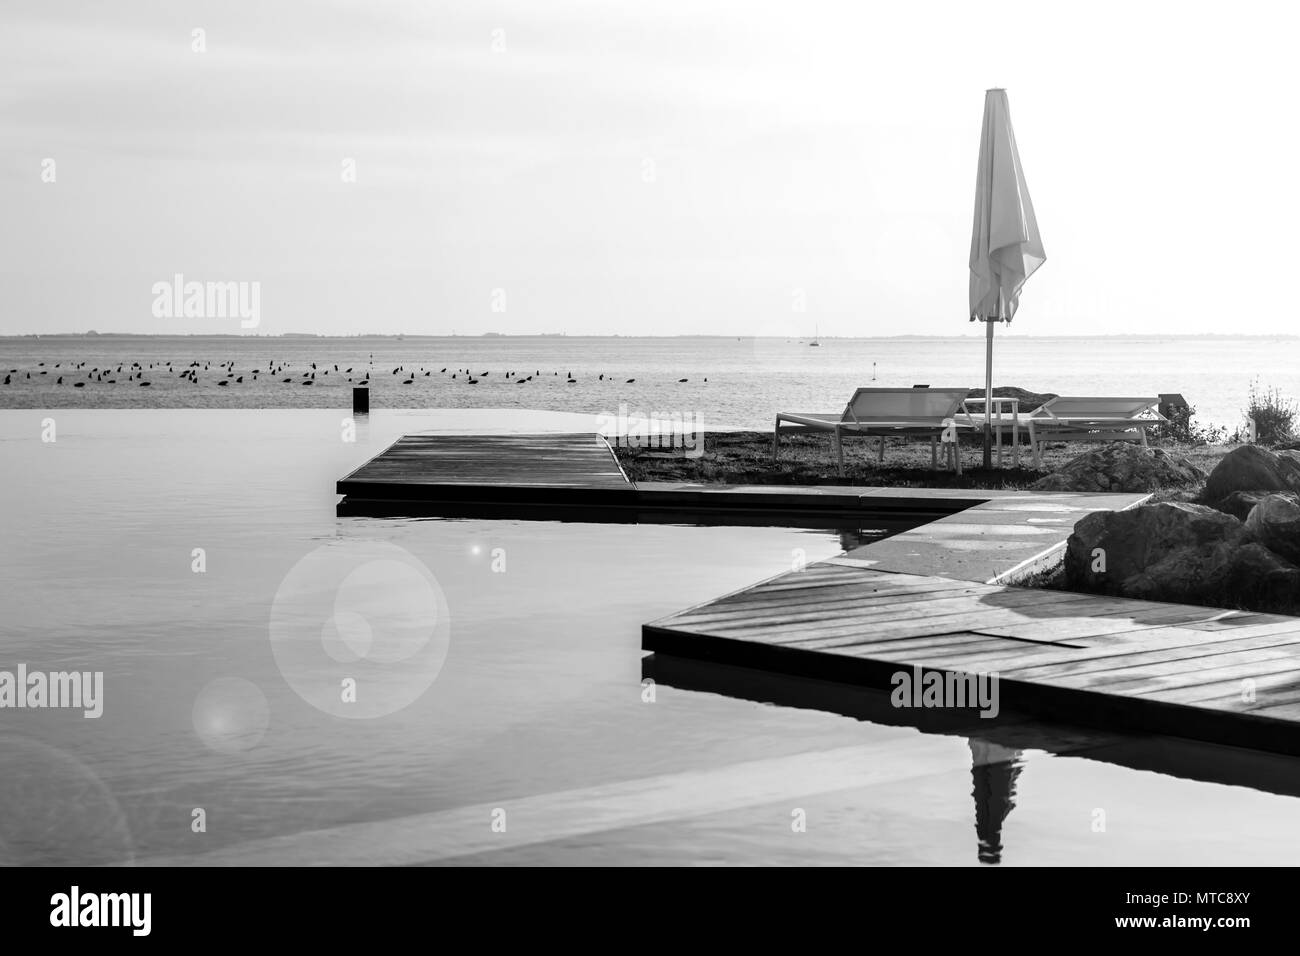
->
[2,0,1298,337]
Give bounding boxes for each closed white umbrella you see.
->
[969,88,1045,468]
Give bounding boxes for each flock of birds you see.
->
[2,356,708,388]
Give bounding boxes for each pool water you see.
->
[3,408,1300,866]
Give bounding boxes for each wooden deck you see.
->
[336,433,635,505]
[644,564,1300,756]
[335,430,1300,756]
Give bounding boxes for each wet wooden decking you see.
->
[336,433,635,505]
[644,564,1300,756]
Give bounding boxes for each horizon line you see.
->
[3,332,1297,341]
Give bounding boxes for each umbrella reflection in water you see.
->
[969,737,1025,864]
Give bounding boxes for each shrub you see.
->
[1156,401,1227,445]
[1245,380,1297,445]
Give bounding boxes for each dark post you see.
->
[352,386,369,415]
[983,316,995,470]
[1158,392,1189,441]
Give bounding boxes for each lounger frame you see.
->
[1026,396,1167,468]
[773,387,973,476]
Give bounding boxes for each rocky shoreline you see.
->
[1062,445,1300,615]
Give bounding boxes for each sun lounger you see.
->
[1026,396,1166,468]
[773,387,973,475]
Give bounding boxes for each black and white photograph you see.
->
[0,0,1292,925]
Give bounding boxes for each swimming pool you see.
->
[3,409,1299,865]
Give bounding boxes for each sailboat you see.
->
[809,325,820,347]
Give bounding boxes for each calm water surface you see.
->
[6,334,1300,429]
[3,408,1300,865]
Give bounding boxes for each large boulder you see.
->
[1244,494,1300,565]
[1066,502,1241,587]
[1125,542,1300,611]
[1204,445,1300,503]
[1030,442,1204,493]
[1214,489,1297,520]
[1065,501,1300,613]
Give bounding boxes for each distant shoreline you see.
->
[3,333,1296,341]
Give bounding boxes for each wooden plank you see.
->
[687,590,1103,644]
[840,632,1064,663]
[1232,693,1300,721]
[988,621,1300,679]
[668,582,998,627]
[894,641,1069,670]
[1060,653,1300,697]
[1045,639,1300,691]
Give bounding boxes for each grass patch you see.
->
[614,430,1240,492]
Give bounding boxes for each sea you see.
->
[2,334,1296,430]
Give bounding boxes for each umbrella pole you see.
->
[983,318,994,469]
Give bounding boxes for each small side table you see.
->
[963,397,1021,468]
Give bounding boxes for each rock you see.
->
[1214,489,1282,520]
[1125,542,1300,612]
[1065,501,1300,613]
[1243,494,1300,564]
[1203,444,1300,503]
[1066,502,1241,589]
[1030,442,1204,493]
[965,386,1056,414]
